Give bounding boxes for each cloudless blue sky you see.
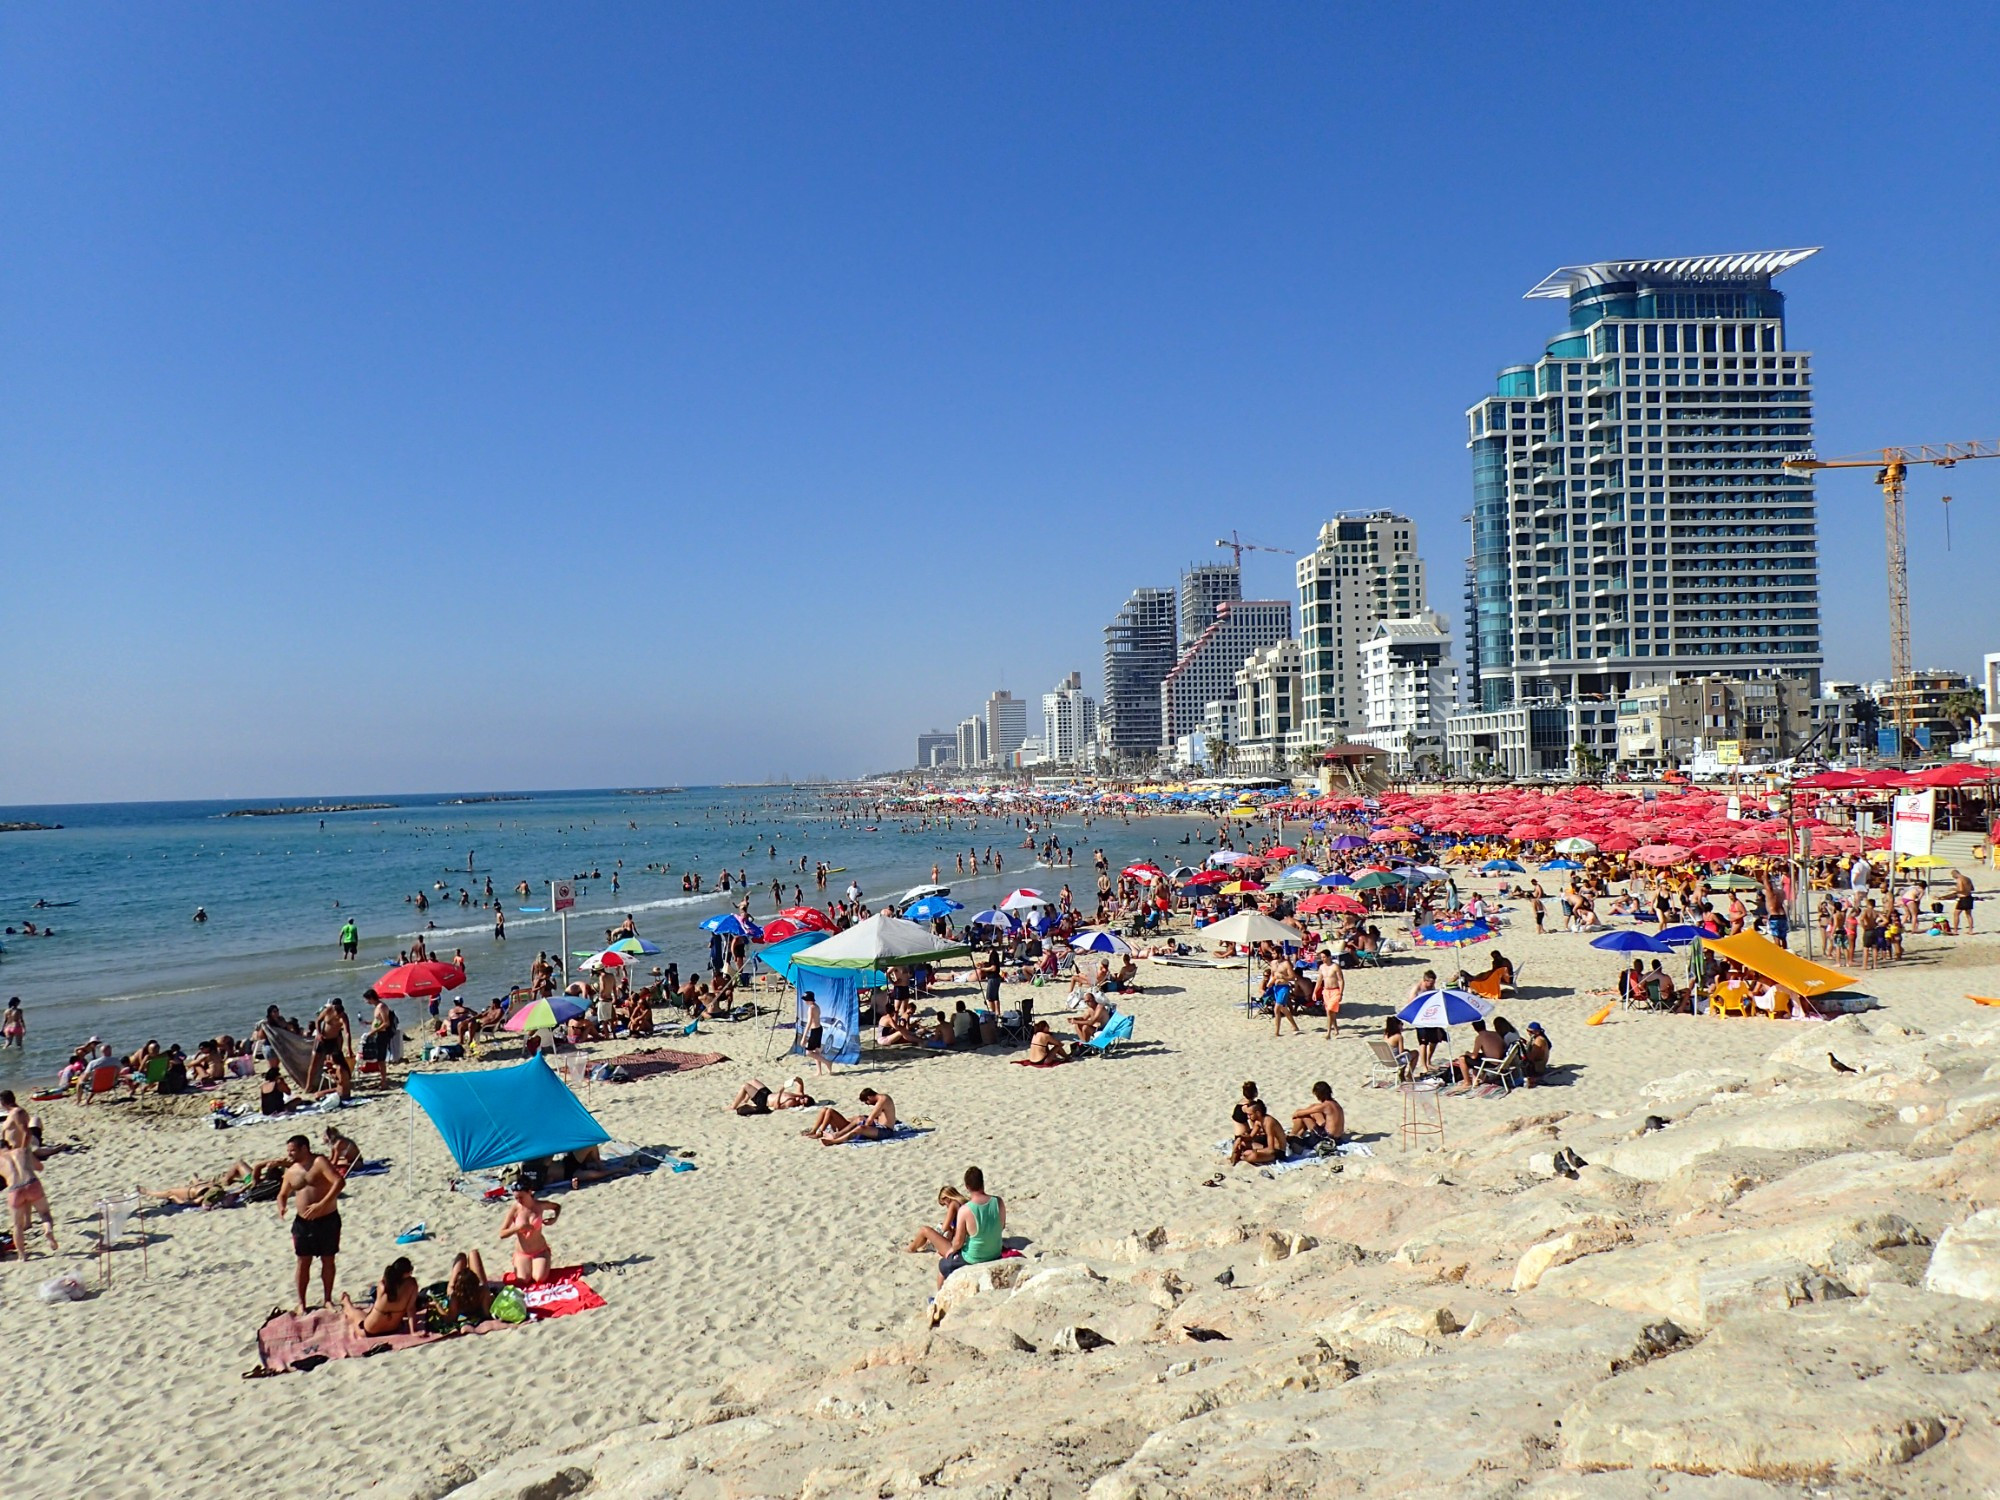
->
[5,3,1997,801]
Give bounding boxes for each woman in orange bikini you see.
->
[499,1186,561,1284]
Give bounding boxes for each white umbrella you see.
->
[1206,850,1254,868]
[790,912,971,970]
[999,889,1048,911]
[1199,909,1305,1006]
[899,883,952,902]
[1069,929,1134,955]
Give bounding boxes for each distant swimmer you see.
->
[193,907,208,924]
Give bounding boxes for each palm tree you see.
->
[1942,689,1988,742]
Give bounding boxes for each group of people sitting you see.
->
[1225,1079,1347,1167]
[1380,1008,1551,1089]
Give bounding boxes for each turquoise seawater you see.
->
[0,786,1201,1079]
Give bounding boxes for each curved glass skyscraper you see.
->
[1464,250,1824,720]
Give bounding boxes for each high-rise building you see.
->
[1159,599,1292,753]
[1464,250,1824,749]
[984,690,1029,764]
[1356,612,1457,774]
[1233,639,1303,771]
[914,729,956,769]
[1101,587,1177,758]
[1040,672,1097,766]
[1178,563,1241,643]
[955,714,988,770]
[1295,513,1427,747]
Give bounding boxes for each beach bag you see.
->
[38,1274,88,1303]
[491,1286,528,1324]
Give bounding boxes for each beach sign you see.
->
[551,880,577,913]
[1890,790,1936,859]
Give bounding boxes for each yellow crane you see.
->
[1784,440,2000,751]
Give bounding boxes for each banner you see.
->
[1890,789,1936,858]
[793,970,863,1066]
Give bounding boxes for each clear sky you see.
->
[4,4,1997,802]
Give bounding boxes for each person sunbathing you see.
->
[144,1157,280,1207]
[1289,1082,1345,1145]
[729,1078,779,1115]
[1228,1099,1287,1166]
[322,1125,361,1177]
[499,1186,561,1284]
[1026,1022,1072,1064]
[340,1256,421,1336]
[905,1184,966,1255]
[802,1088,895,1145]
[438,1248,493,1327]
[558,1144,613,1189]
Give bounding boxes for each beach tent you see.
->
[1703,931,1859,1000]
[790,912,971,969]
[405,1059,608,1174]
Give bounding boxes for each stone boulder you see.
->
[1925,1207,2000,1304]
[1604,1099,1892,1183]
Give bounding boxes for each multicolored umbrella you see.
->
[1070,929,1134,954]
[503,996,587,1032]
[1397,988,1493,1028]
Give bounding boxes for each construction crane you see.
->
[1213,530,1297,568]
[1784,440,1999,753]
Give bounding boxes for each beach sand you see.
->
[4,878,1997,1498]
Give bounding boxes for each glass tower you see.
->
[1465,250,1824,715]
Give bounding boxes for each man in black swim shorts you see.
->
[277,1134,344,1310]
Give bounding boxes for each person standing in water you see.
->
[338,919,359,961]
[493,907,507,942]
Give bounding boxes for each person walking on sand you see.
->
[277,1133,343,1310]
[1317,961,1343,1038]
[1,1118,56,1261]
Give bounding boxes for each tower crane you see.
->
[1784,441,1999,753]
[1214,531,1297,568]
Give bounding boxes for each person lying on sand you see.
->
[144,1157,282,1207]
[1289,1082,1345,1145]
[1229,1099,1287,1166]
[340,1255,421,1336]
[802,1088,896,1145]
[434,1248,493,1328]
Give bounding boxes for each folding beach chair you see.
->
[1365,1038,1409,1088]
[1472,1040,1527,1095]
[1076,1011,1134,1059]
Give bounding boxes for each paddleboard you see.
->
[30,900,78,908]
[826,868,847,874]
[518,906,547,913]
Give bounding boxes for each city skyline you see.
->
[6,8,1998,802]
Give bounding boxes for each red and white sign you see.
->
[1890,790,1936,858]
[550,879,577,913]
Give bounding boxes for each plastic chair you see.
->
[1077,1011,1134,1058]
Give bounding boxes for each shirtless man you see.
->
[277,1133,344,1309]
[1289,1081,1346,1144]
[2,1116,56,1260]
[306,1001,353,1099]
[802,1088,896,1145]
[1317,961,1344,1038]
[1450,1019,1507,1090]
[1265,954,1301,1037]
[1072,993,1112,1044]
[1953,870,1976,934]
[1228,1098,1287,1166]
[0,1091,41,1151]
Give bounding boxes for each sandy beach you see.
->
[4,867,1998,1499]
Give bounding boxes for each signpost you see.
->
[1890,790,1936,860]
[551,879,577,984]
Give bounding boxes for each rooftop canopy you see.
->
[1524,248,1821,300]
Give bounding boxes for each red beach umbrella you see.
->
[371,961,466,1001]
[778,907,835,930]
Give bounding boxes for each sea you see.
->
[0,786,1210,1080]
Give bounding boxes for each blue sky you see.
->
[4,4,1997,801]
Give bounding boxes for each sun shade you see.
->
[1703,931,1859,999]
[405,1059,609,1173]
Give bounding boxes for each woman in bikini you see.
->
[500,1186,561,1284]
[322,1125,361,1177]
[341,1256,421,1336]
[904,1185,965,1255]
[1,1128,56,1260]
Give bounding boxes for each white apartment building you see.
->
[955,714,988,769]
[1159,599,1292,754]
[1356,613,1456,774]
[1233,639,1302,772]
[1040,672,1097,766]
[1296,513,1427,748]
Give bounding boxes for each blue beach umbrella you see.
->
[1318,872,1354,887]
[967,908,1021,930]
[1654,924,1706,946]
[1480,859,1525,873]
[902,895,963,922]
[1397,988,1494,1028]
[1419,918,1495,946]
[702,914,765,940]
[1591,930,1673,954]
[1541,858,1584,871]
[1069,929,1134,955]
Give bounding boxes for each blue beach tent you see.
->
[406,1059,609,1173]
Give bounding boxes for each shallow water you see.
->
[0,786,1207,1078]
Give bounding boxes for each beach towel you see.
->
[588,1049,729,1082]
[210,1093,369,1130]
[251,1268,603,1373]
[1261,1141,1375,1176]
[846,1123,934,1148]
[1009,1057,1066,1068]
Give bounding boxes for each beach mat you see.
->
[1261,1142,1375,1175]
[847,1123,935,1148]
[591,1048,729,1082]
[1009,1057,1066,1069]
[252,1267,603,1374]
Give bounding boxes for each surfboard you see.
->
[518,906,546,913]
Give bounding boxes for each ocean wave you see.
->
[387,890,718,942]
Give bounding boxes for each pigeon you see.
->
[1214,1266,1235,1287]
[1829,1053,1857,1074]
[1641,1115,1669,1133]
[1559,1147,1589,1172]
